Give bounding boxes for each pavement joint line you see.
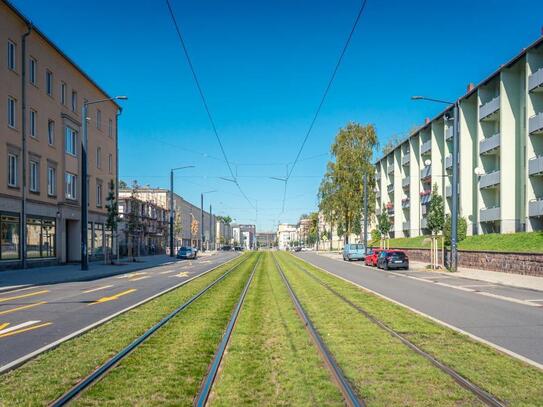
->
[0,254,241,374]
[0,289,49,303]
[81,285,114,294]
[0,301,47,316]
[299,254,543,371]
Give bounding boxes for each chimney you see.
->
[425,117,430,125]
[467,83,475,93]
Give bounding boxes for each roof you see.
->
[4,0,120,108]
[374,33,543,165]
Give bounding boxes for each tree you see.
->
[377,207,391,240]
[381,134,403,155]
[119,180,128,189]
[443,215,468,246]
[427,183,445,235]
[216,215,232,224]
[126,181,142,261]
[105,180,118,264]
[318,122,378,244]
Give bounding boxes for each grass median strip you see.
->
[209,252,344,406]
[0,254,250,406]
[282,252,543,406]
[275,252,482,406]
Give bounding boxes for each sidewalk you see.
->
[0,254,182,292]
[314,251,543,292]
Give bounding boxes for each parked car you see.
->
[364,248,382,266]
[293,246,302,252]
[376,250,409,270]
[342,244,365,261]
[177,246,197,260]
[221,245,232,251]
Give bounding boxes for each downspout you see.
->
[21,23,32,269]
[115,107,122,263]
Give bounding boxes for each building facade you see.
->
[375,35,543,238]
[256,232,276,248]
[277,223,298,250]
[1,1,119,269]
[232,224,256,249]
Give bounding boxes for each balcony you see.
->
[375,190,381,200]
[421,139,431,155]
[480,206,501,222]
[421,218,428,229]
[420,191,431,205]
[401,153,410,166]
[529,199,543,217]
[375,172,381,181]
[402,221,410,230]
[387,164,394,175]
[446,185,452,198]
[528,68,543,92]
[401,199,410,209]
[479,96,500,121]
[528,156,543,177]
[479,133,501,155]
[402,176,410,189]
[529,113,543,135]
[387,183,394,194]
[420,165,431,181]
[445,154,453,170]
[445,126,454,141]
[479,170,500,189]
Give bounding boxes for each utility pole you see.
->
[209,204,212,251]
[81,102,89,270]
[200,193,204,251]
[363,173,368,255]
[450,102,460,272]
[169,170,174,257]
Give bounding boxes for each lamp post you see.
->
[200,190,216,251]
[169,165,195,257]
[411,95,459,272]
[81,96,127,270]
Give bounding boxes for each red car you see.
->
[364,248,382,267]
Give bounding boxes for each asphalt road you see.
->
[296,252,543,367]
[0,251,238,371]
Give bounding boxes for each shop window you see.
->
[0,214,20,260]
[26,217,56,258]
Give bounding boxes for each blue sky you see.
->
[12,0,543,231]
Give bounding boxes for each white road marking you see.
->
[116,272,147,279]
[82,285,114,294]
[0,321,41,335]
[460,284,498,288]
[129,275,151,282]
[159,269,177,275]
[526,299,543,302]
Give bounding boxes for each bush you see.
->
[444,214,467,246]
[370,229,380,242]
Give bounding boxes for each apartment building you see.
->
[232,224,256,249]
[375,34,543,237]
[0,1,120,268]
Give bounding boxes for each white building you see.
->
[277,223,298,250]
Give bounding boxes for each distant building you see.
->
[256,232,276,248]
[216,221,232,246]
[297,217,312,246]
[277,223,298,250]
[232,224,256,249]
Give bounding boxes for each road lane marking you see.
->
[129,275,150,282]
[460,284,498,288]
[82,285,114,294]
[116,272,147,279]
[0,321,52,339]
[0,323,9,331]
[527,299,543,302]
[159,269,177,275]
[172,272,190,278]
[0,289,49,303]
[0,301,47,316]
[88,288,137,305]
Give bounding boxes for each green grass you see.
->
[281,252,543,406]
[210,252,343,406]
[370,231,543,253]
[0,253,253,406]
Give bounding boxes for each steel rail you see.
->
[290,258,506,407]
[272,254,364,407]
[193,253,262,407]
[49,254,252,407]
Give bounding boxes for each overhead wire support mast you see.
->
[165,0,255,210]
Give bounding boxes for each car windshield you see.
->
[179,247,190,252]
[389,252,406,259]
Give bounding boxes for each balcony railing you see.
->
[421,139,431,155]
[446,185,452,198]
[420,165,431,180]
[445,154,453,170]
[529,198,543,217]
[401,199,410,209]
[402,221,410,230]
[401,153,410,166]
[528,156,543,177]
[480,206,501,222]
[387,183,394,194]
[445,126,454,141]
[387,164,394,175]
[479,133,501,155]
[479,170,501,189]
[529,113,543,135]
[528,68,543,92]
[479,96,500,121]
[376,190,381,200]
[375,172,381,181]
[402,176,410,189]
[421,218,428,229]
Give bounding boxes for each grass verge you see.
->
[209,252,343,406]
[282,252,543,405]
[0,253,252,406]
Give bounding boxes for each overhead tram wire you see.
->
[280,0,370,211]
[165,0,255,209]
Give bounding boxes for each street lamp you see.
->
[411,95,459,272]
[81,95,127,270]
[201,190,216,251]
[169,165,195,257]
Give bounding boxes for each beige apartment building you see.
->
[0,0,120,268]
[375,34,543,238]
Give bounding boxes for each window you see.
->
[29,57,37,85]
[108,153,112,174]
[29,109,37,138]
[108,118,113,137]
[29,160,39,192]
[8,153,17,187]
[61,82,66,105]
[65,127,77,155]
[7,97,16,128]
[48,120,55,145]
[96,182,103,206]
[46,70,53,96]
[96,109,101,130]
[0,214,20,260]
[65,172,77,199]
[71,90,77,112]
[27,217,56,258]
[47,166,56,196]
[96,147,101,168]
[7,40,16,71]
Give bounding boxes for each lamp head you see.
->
[424,159,432,166]
[411,96,423,100]
[474,167,484,176]
[115,96,128,100]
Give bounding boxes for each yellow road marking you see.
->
[116,272,147,279]
[129,275,150,282]
[0,323,9,331]
[88,288,137,305]
[0,301,47,316]
[159,269,177,275]
[0,290,49,303]
[0,322,52,339]
[173,272,190,278]
[82,285,114,294]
